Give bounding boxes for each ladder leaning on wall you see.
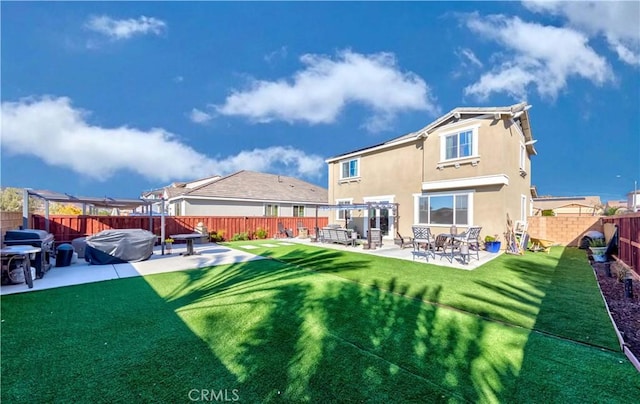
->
[505,214,529,255]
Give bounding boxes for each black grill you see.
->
[4,230,54,278]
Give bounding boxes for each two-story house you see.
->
[325,102,536,241]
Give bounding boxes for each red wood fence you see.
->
[31,215,328,244]
[602,212,640,274]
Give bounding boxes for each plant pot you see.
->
[485,241,501,253]
[590,246,607,262]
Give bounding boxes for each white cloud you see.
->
[216,50,439,132]
[189,108,213,124]
[523,1,640,66]
[217,146,325,178]
[458,48,483,68]
[463,14,613,100]
[85,15,166,40]
[264,46,288,63]
[1,96,324,182]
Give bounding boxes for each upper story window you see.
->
[292,205,305,217]
[264,204,279,217]
[340,158,359,179]
[439,125,479,163]
[519,143,526,171]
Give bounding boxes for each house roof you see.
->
[142,174,222,199]
[172,170,328,204]
[326,102,536,162]
[532,196,602,211]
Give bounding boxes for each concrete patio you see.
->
[0,242,264,296]
[278,237,504,270]
[2,236,504,296]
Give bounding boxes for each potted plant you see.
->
[588,238,607,262]
[484,235,501,253]
[164,237,174,254]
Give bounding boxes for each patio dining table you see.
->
[169,233,203,256]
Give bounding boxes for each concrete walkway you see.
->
[1,243,264,296]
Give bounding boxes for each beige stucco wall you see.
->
[181,199,327,217]
[328,140,423,237]
[327,115,533,241]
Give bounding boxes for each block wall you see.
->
[527,216,603,246]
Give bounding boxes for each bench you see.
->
[319,227,354,245]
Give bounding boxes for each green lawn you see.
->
[1,244,639,402]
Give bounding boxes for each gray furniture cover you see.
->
[85,229,156,265]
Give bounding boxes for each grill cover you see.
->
[4,229,54,243]
[85,229,156,265]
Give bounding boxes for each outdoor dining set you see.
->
[410,225,483,265]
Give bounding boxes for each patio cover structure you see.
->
[314,202,400,249]
[22,189,156,233]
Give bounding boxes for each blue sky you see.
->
[2,1,639,203]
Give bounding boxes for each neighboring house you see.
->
[139,174,222,215]
[325,102,536,241]
[164,170,328,217]
[604,200,629,215]
[628,190,640,213]
[532,196,603,216]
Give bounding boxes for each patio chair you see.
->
[277,222,293,238]
[395,232,414,249]
[411,226,435,261]
[441,226,482,264]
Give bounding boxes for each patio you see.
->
[1,236,504,296]
[0,242,264,296]
[289,236,504,270]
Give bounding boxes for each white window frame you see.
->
[339,158,360,180]
[521,194,527,222]
[264,204,279,217]
[335,198,353,220]
[414,191,474,226]
[292,205,305,217]
[439,124,480,162]
[519,143,526,171]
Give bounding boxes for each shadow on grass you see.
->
[155,247,519,402]
[0,277,240,403]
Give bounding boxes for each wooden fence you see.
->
[30,215,328,244]
[602,212,640,274]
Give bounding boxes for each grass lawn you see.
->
[1,244,639,402]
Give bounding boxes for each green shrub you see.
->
[588,238,607,248]
[541,209,555,216]
[255,227,269,239]
[230,232,250,242]
[209,230,225,242]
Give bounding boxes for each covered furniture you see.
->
[412,226,435,261]
[85,229,156,265]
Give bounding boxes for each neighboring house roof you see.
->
[326,102,535,162]
[532,196,602,211]
[172,170,328,204]
[142,174,222,199]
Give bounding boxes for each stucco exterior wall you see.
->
[327,113,534,241]
[182,199,326,217]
